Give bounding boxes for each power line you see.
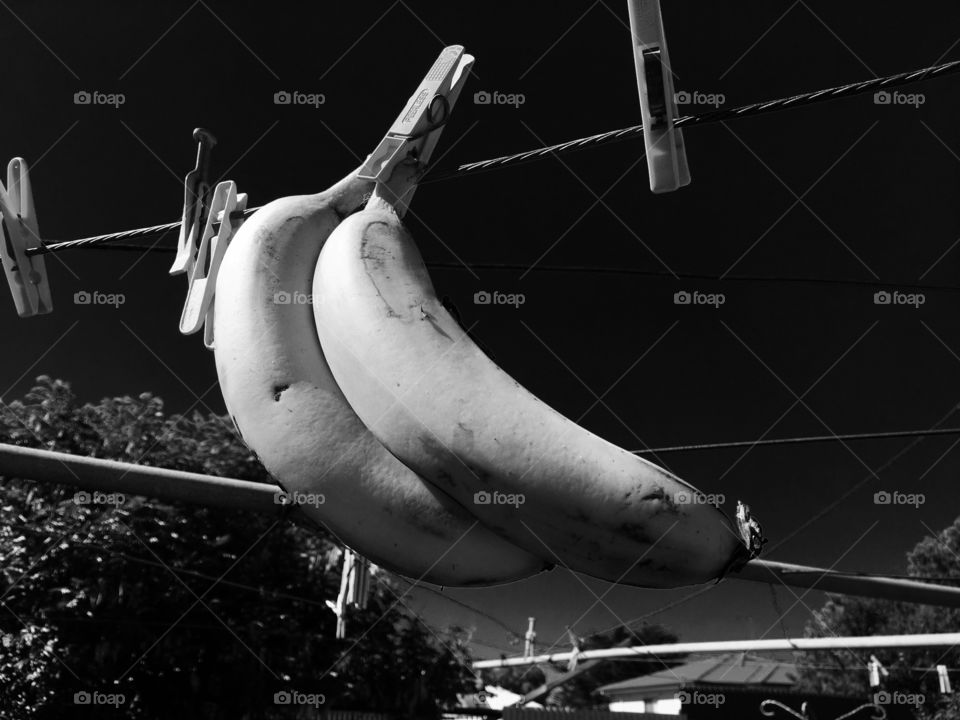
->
[60,247,960,293]
[633,427,960,456]
[26,59,960,258]
[392,576,525,641]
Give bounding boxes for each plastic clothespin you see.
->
[566,628,581,672]
[867,655,888,688]
[170,128,217,276]
[179,180,248,344]
[359,45,475,218]
[0,158,52,317]
[627,0,690,194]
[523,617,536,658]
[346,551,371,611]
[325,549,372,639]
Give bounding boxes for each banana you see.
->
[212,172,550,586]
[312,196,751,588]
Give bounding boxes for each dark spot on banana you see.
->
[619,523,655,545]
[272,383,290,401]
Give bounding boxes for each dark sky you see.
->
[3,0,960,660]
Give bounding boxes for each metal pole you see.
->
[0,442,283,514]
[736,559,960,608]
[471,632,960,670]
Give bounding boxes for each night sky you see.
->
[3,0,960,660]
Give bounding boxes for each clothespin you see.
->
[325,549,372,639]
[326,549,354,639]
[937,664,952,694]
[566,628,581,672]
[359,45,474,218]
[0,158,52,317]
[170,128,217,276]
[523,617,536,658]
[179,180,248,346]
[867,655,888,688]
[627,0,690,193]
[346,551,371,611]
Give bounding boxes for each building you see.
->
[598,654,912,719]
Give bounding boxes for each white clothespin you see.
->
[170,128,217,277]
[346,552,371,611]
[0,158,52,317]
[523,617,537,658]
[937,664,952,694]
[868,655,888,688]
[627,0,690,194]
[325,549,372,639]
[359,45,474,218]
[179,180,248,346]
[567,628,581,672]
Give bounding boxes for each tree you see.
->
[0,377,472,719]
[798,518,960,720]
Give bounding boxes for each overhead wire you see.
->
[633,427,960,456]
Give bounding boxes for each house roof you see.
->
[599,654,799,699]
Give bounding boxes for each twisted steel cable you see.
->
[27,59,960,257]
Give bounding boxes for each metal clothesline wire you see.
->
[25,58,960,258]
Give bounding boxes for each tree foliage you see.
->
[799,518,960,719]
[0,377,472,719]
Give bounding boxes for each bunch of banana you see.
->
[212,171,550,586]
[311,194,752,588]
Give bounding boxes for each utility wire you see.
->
[58,246,960,293]
[26,59,960,257]
[632,427,960,456]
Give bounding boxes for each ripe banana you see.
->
[212,171,549,586]
[312,196,751,588]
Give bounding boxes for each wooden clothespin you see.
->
[627,0,690,193]
[0,158,52,317]
[359,45,474,218]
